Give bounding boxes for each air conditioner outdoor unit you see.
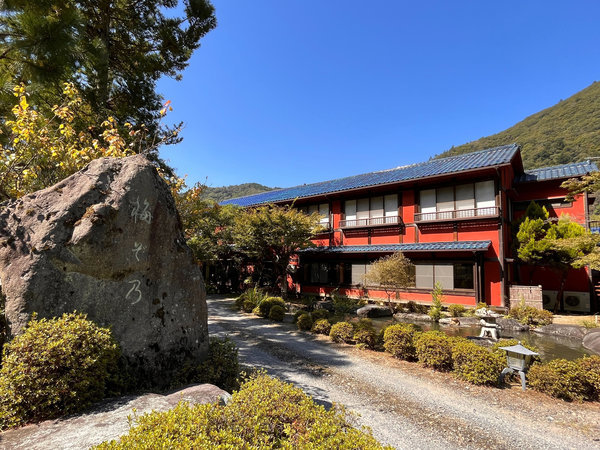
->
[562,291,591,313]
[542,290,558,311]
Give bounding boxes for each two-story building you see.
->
[223,144,598,313]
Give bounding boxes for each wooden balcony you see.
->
[339,215,402,229]
[414,206,500,223]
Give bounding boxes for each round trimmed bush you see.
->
[383,324,418,360]
[354,329,377,350]
[448,304,466,317]
[268,305,286,322]
[577,355,600,401]
[415,331,453,371]
[256,297,286,318]
[243,298,257,313]
[451,341,504,386]
[296,313,313,331]
[310,309,329,321]
[311,319,332,335]
[528,359,590,401]
[293,309,309,323]
[0,313,121,430]
[329,322,354,343]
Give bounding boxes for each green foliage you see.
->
[200,183,277,203]
[331,291,364,315]
[233,204,322,295]
[0,0,217,151]
[491,339,539,359]
[296,313,313,331]
[448,304,466,317]
[528,359,590,402]
[363,252,415,301]
[236,287,268,313]
[0,313,121,430]
[581,319,600,329]
[428,282,444,322]
[256,297,286,318]
[192,338,240,393]
[310,309,330,321]
[451,341,504,386]
[329,322,355,344]
[383,324,418,360]
[508,304,553,326]
[311,319,332,335]
[415,331,453,371]
[95,374,389,449]
[293,309,309,323]
[577,356,600,401]
[354,328,378,350]
[436,81,600,168]
[405,301,428,314]
[268,305,286,322]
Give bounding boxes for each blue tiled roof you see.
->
[299,241,491,254]
[222,144,520,207]
[516,161,598,183]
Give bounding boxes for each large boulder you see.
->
[496,318,530,332]
[532,324,586,339]
[357,304,393,318]
[0,383,229,450]
[583,329,600,355]
[0,155,207,385]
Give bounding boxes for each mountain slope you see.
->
[437,81,600,168]
[200,183,276,203]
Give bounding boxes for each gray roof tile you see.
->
[299,241,491,254]
[516,161,598,183]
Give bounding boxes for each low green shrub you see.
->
[415,331,453,371]
[310,309,329,321]
[354,329,378,350]
[428,282,444,322]
[448,304,466,317]
[329,322,354,344]
[236,286,267,312]
[332,291,364,315]
[311,319,332,335]
[383,324,418,360]
[296,313,313,331]
[507,305,553,326]
[528,359,590,401]
[255,296,286,318]
[405,301,428,314]
[451,341,504,386]
[293,309,308,323]
[354,318,375,332]
[268,305,286,322]
[194,337,240,393]
[95,374,389,449]
[577,355,600,401]
[0,313,122,430]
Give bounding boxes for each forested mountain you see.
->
[201,183,276,203]
[437,81,600,168]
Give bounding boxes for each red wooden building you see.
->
[223,144,598,313]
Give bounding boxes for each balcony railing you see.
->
[590,220,600,234]
[414,206,499,223]
[340,215,402,229]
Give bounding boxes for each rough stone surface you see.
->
[0,384,229,450]
[394,312,432,322]
[496,318,530,332]
[357,304,393,318]
[532,324,586,339]
[583,329,600,355]
[0,155,207,384]
[439,316,481,327]
[314,300,334,312]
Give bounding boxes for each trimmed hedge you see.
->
[311,319,332,335]
[451,341,504,386]
[256,297,286,318]
[268,305,286,322]
[0,313,122,430]
[95,374,389,449]
[329,322,354,344]
[383,324,418,361]
[507,305,553,326]
[578,355,600,401]
[311,309,329,321]
[297,313,313,331]
[415,331,453,371]
[528,359,590,402]
[448,304,466,317]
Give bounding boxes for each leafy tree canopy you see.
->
[0,0,216,150]
[363,252,414,302]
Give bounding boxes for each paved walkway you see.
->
[208,296,600,450]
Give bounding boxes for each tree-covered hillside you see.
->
[438,81,600,168]
[201,183,276,203]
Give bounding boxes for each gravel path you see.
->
[208,296,600,450]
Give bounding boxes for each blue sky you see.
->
[157,1,600,189]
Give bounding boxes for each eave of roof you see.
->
[222,144,521,207]
[298,241,492,254]
[515,161,598,183]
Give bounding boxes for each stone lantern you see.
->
[498,342,539,391]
